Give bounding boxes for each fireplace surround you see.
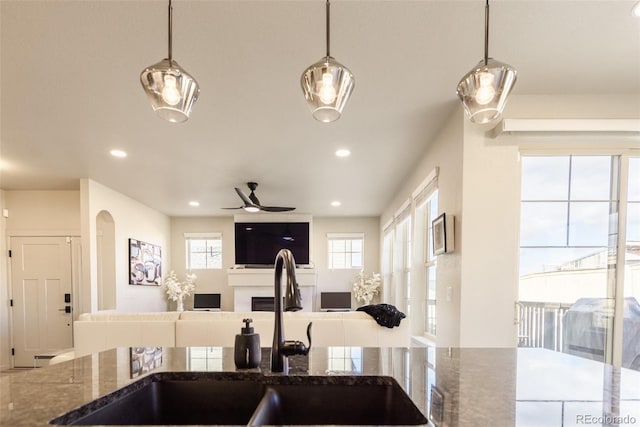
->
[229,268,316,312]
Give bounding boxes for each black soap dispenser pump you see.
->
[234,318,261,369]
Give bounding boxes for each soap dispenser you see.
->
[234,318,261,369]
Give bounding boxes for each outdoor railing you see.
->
[517,301,573,351]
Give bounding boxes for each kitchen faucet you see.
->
[271,248,312,373]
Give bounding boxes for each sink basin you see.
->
[50,372,427,426]
[50,372,265,426]
[249,376,427,426]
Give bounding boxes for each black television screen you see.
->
[235,222,310,266]
[193,293,221,311]
[320,292,352,311]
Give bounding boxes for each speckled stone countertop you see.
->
[1,346,639,426]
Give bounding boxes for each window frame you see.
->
[327,233,365,270]
[518,147,637,368]
[184,232,223,270]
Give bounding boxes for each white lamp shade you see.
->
[301,57,355,123]
[140,59,200,123]
[456,58,517,124]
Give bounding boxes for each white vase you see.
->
[361,295,372,306]
[176,297,184,312]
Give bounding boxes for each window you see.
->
[185,233,222,270]
[327,233,364,269]
[518,154,639,371]
[392,215,411,315]
[383,169,439,337]
[421,190,439,337]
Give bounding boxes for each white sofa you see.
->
[70,310,410,359]
[73,312,181,357]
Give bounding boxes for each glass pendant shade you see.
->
[301,56,355,123]
[456,58,517,124]
[140,58,200,123]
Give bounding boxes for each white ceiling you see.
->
[1,0,639,217]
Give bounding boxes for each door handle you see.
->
[58,307,71,313]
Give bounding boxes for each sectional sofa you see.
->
[69,310,410,359]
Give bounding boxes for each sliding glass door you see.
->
[518,154,639,370]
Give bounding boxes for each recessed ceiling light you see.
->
[633,1,640,17]
[188,201,200,207]
[335,149,351,158]
[331,201,341,207]
[109,149,127,158]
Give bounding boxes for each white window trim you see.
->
[326,232,364,240]
[184,232,222,239]
[185,232,223,270]
[327,232,364,270]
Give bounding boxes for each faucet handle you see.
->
[282,322,312,356]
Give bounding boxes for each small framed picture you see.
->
[432,213,447,255]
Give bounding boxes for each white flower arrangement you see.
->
[352,270,381,305]
[163,270,197,302]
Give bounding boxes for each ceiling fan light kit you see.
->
[456,0,517,124]
[301,0,355,123]
[140,0,200,123]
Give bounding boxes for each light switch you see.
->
[446,286,453,302]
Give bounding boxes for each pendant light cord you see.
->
[484,0,489,65]
[168,0,173,61]
[326,0,331,58]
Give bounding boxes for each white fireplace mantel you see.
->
[228,268,317,311]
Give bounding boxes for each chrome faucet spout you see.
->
[271,249,312,373]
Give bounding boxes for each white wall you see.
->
[504,94,640,120]
[458,121,520,347]
[169,215,380,312]
[80,179,170,314]
[312,216,380,311]
[169,216,235,311]
[3,190,80,234]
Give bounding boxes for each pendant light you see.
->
[301,0,355,123]
[456,0,517,124]
[140,0,199,123]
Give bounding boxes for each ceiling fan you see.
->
[223,182,296,213]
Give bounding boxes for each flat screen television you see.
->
[193,293,221,311]
[235,222,310,266]
[320,292,352,311]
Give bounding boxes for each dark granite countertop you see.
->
[1,346,639,426]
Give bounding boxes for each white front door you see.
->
[10,236,73,367]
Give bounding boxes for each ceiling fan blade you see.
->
[235,187,255,207]
[226,183,296,213]
[248,191,261,206]
[259,206,296,212]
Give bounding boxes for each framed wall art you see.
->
[432,213,447,255]
[432,213,455,255]
[130,347,163,378]
[129,238,162,285]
